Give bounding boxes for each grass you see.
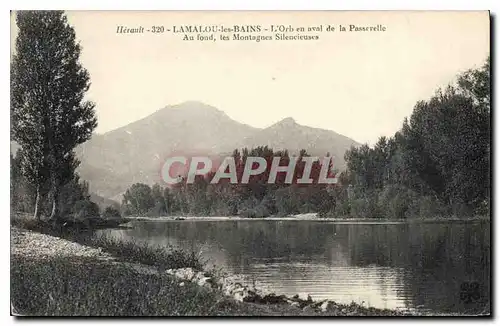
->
[11,255,252,316]
[88,234,206,272]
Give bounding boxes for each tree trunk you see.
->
[49,195,57,220]
[49,182,59,221]
[33,186,41,221]
[49,193,59,220]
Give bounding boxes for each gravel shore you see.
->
[11,227,114,261]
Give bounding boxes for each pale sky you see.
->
[11,11,490,145]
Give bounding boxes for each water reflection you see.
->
[100,220,490,313]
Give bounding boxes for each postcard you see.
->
[10,10,491,317]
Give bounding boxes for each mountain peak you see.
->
[176,100,210,107]
[169,101,220,112]
[150,101,228,120]
[272,117,298,128]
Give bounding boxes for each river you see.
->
[98,219,490,314]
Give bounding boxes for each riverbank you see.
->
[11,226,409,316]
[124,213,490,223]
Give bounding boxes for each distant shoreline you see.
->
[124,214,490,224]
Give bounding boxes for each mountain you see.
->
[73,101,360,199]
[77,101,258,197]
[238,117,358,169]
[90,193,120,211]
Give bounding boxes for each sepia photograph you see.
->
[9,10,491,317]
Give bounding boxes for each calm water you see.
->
[99,220,490,314]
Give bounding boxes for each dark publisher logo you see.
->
[459,281,481,304]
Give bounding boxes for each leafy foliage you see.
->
[11,150,97,220]
[73,200,100,220]
[11,11,97,220]
[341,57,490,218]
[102,206,122,219]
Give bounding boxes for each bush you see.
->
[275,188,299,216]
[376,185,452,219]
[102,206,121,219]
[349,198,369,218]
[474,199,490,216]
[74,200,100,220]
[254,203,271,218]
[349,191,382,219]
[240,205,271,219]
[406,195,448,219]
[240,208,257,218]
[260,194,277,215]
[333,200,351,217]
[377,185,420,219]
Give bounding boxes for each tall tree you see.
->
[122,183,155,216]
[11,11,97,220]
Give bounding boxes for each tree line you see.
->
[121,147,337,217]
